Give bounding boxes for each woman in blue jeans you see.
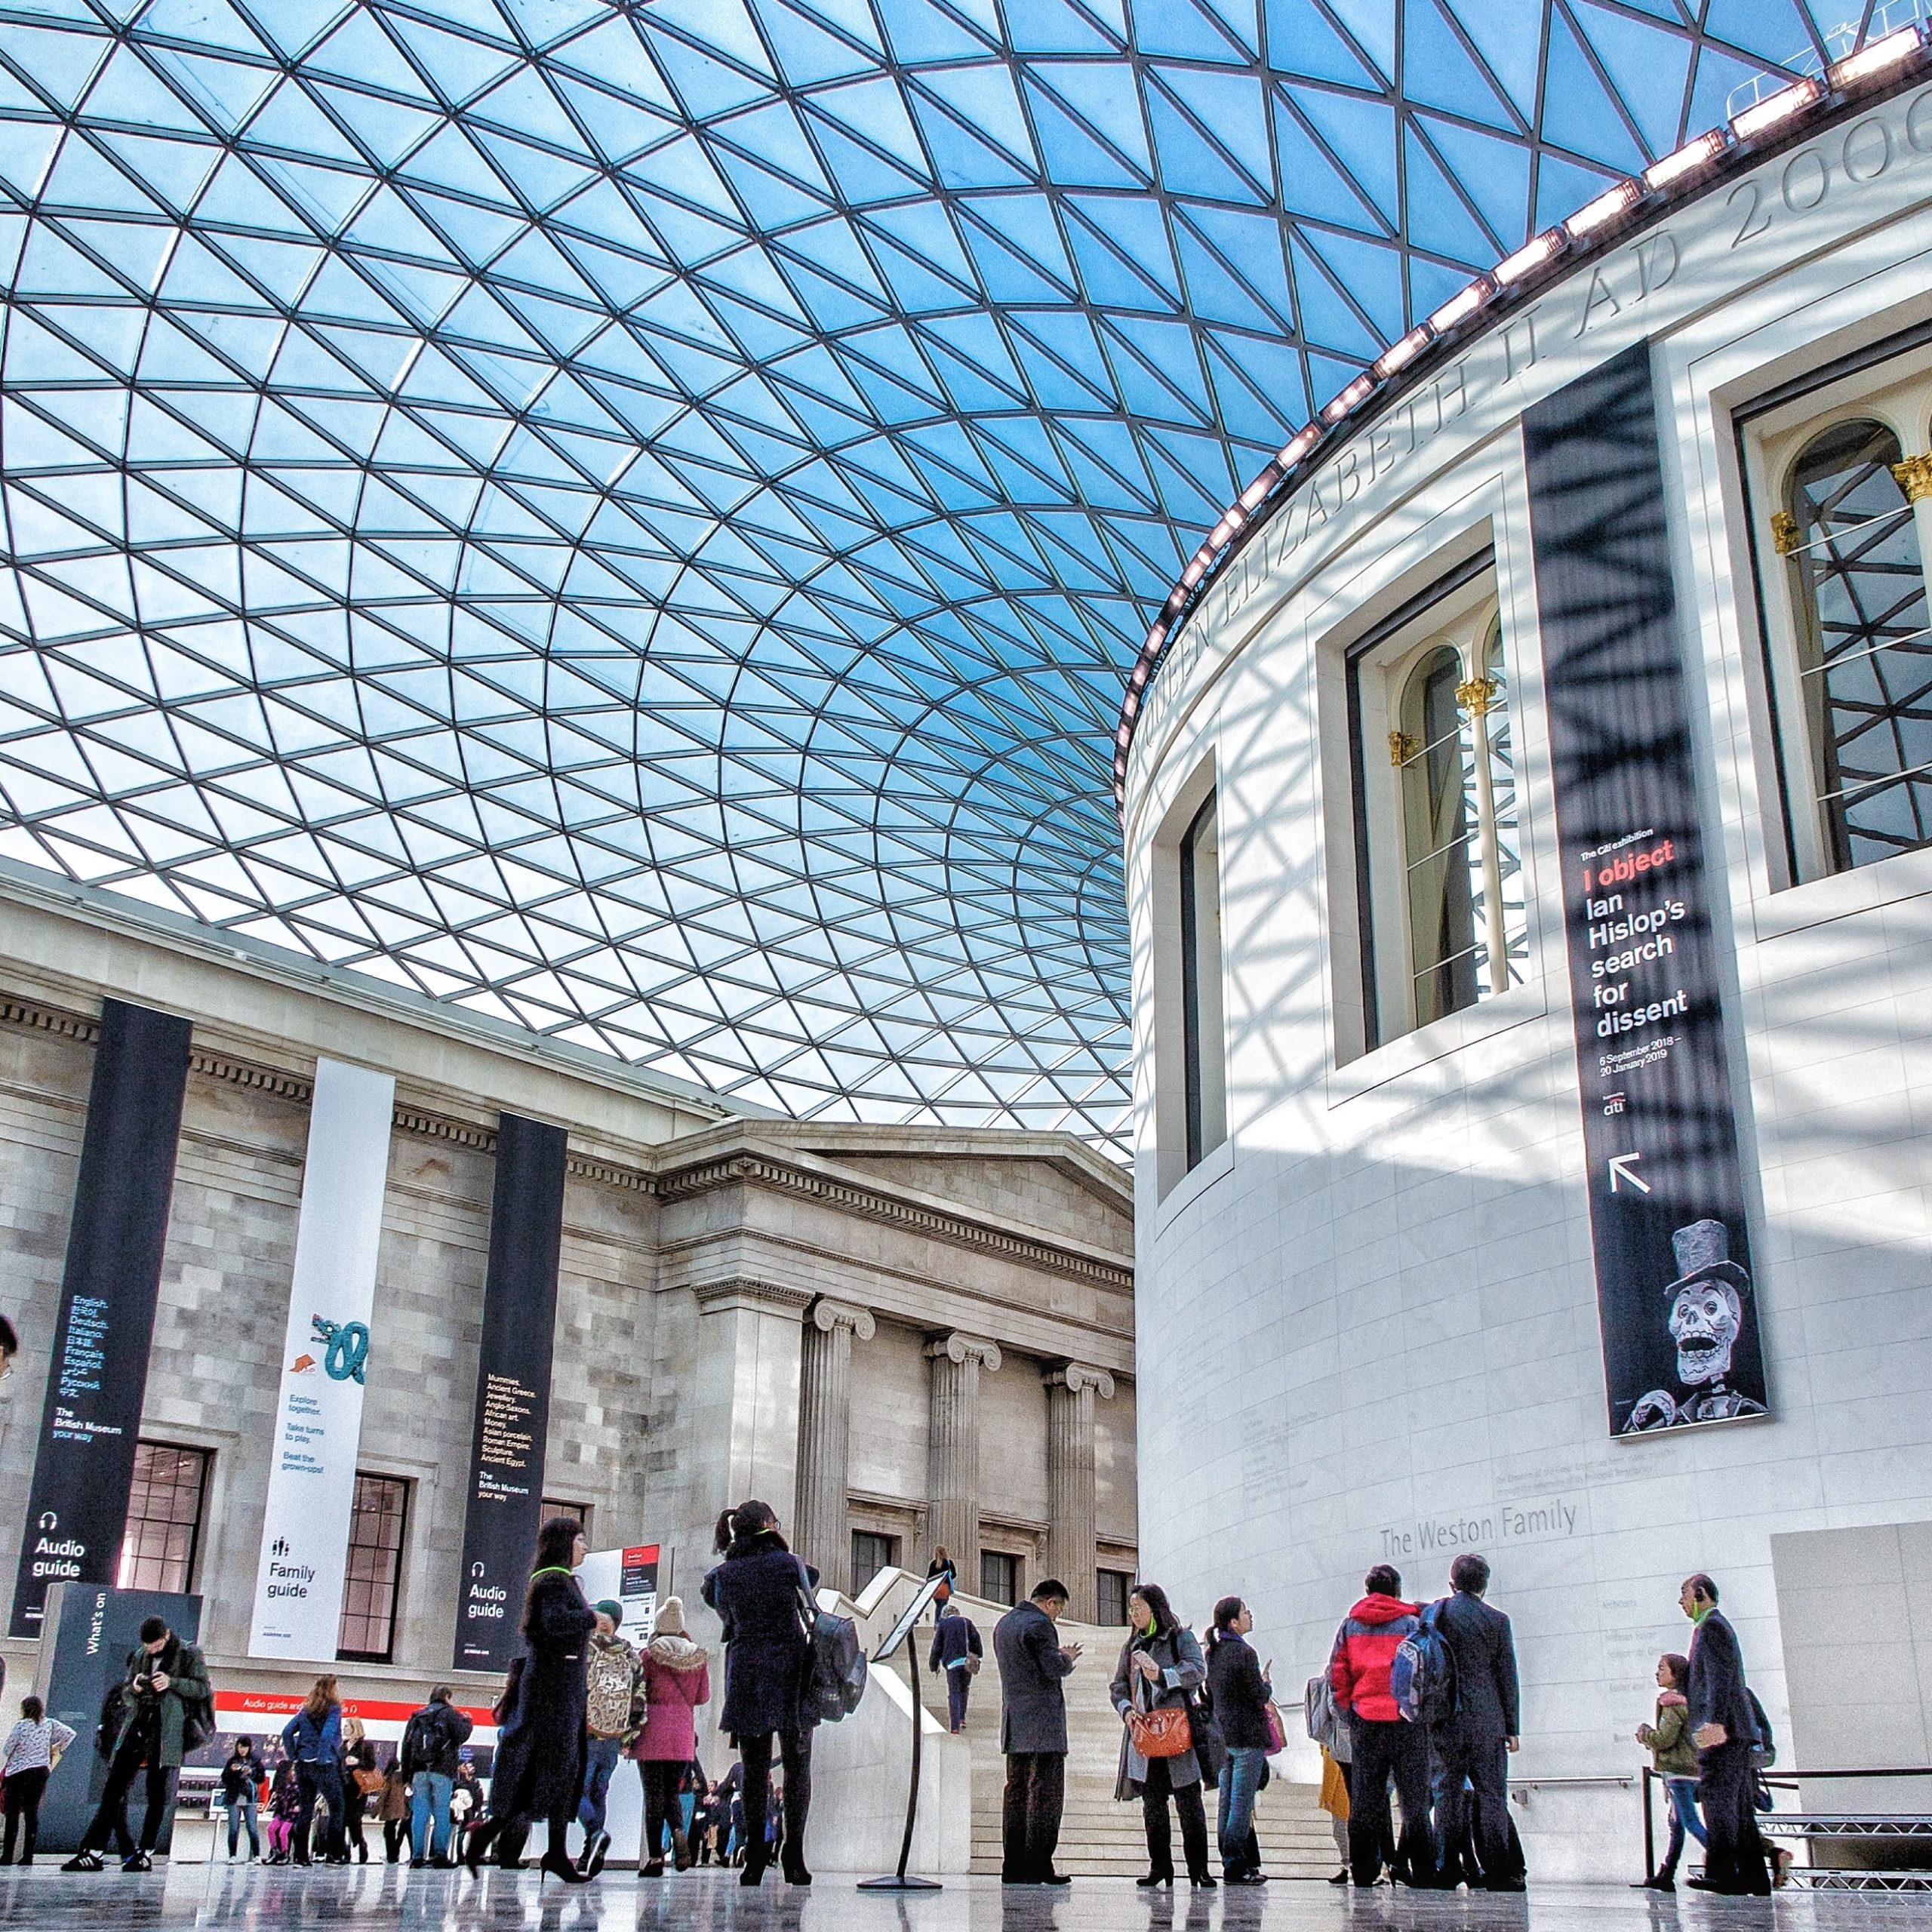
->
[281,1677,347,1865]
[1205,1596,1275,1885]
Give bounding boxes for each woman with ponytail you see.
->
[1206,1595,1275,1884]
[701,1500,820,1888]
[464,1515,597,1885]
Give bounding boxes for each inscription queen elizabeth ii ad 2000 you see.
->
[1524,342,1767,1438]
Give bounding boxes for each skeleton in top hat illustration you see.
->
[1623,1219,1766,1433]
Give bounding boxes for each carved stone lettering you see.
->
[1781,147,1829,212]
[1843,115,1892,184]
[1576,265,1622,337]
[1635,232,1677,297]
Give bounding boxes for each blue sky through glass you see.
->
[0,0,1820,1153]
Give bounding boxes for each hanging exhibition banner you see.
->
[1524,340,1767,1439]
[11,1001,192,1638]
[248,1057,396,1658]
[454,1113,568,1670]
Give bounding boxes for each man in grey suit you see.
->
[1429,1552,1522,1890]
[993,1577,1083,1886]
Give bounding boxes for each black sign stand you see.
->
[857,1571,949,1893]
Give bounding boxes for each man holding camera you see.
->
[63,1614,211,1872]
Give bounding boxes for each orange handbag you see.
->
[1129,1705,1193,1759]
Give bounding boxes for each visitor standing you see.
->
[1112,1583,1214,1890]
[1328,1565,1429,1887]
[464,1515,597,1884]
[63,1614,211,1872]
[577,1598,644,1878]
[1634,1651,1703,1890]
[340,1715,377,1863]
[263,1758,298,1863]
[929,1596,983,1733]
[1681,1573,1770,1895]
[218,1735,262,1863]
[281,1677,348,1866]
[994,1577,1081,1886]
[376,1758,410,1863]
[448,1758,481,1857]
[1304,1667,1353,1881]
[702,1499,818,1888]
[926,1546,957,1614]
[2,1694,75,1865]
[1429,1554,1521,1891]
[400,1684,471,1867]
[630,1595,710,1877]
[1206,1596,1273,1885]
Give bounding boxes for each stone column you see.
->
[795,1296,874,1595]
[1044,1362,1115,1624]
[689,1275,812,1558]
[924,1333,1001,1588]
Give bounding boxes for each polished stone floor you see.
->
[2,1866,1928,1930]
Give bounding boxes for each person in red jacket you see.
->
[1329,1565,1431,1887]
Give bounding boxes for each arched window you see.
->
[1398,645,1479,1026]
[1348,555,1530,1057]
[1785,419,1932,870]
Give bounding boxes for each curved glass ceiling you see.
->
[0,2,1807,1155]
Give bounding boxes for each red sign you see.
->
[214,1690,495,1729]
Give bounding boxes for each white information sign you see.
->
[248,1057,395,1659]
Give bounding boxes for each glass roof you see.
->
[0,0,1810,1155]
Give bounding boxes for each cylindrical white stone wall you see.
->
[1124,75,1932,1881]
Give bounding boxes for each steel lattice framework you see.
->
[0,0,1823,1153]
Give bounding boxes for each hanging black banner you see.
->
[11,1000,192,1635]
[1523,340,1767,1438]
[454,1112,567,1669]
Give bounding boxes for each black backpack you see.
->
[795,1581,866,1723]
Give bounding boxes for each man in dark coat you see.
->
[928,1598,983,1734]
[1681,1573,1770,1895]
[994,1577,1083,1885]
[1429,1553,1521,1891]
[63,1615,211,1872]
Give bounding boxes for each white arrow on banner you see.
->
[1607,1152,1651,1194]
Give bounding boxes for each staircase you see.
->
[848,1571,1337,1880]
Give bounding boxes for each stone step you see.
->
[842,1571,1340,1882]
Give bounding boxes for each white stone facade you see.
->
[1124,76,1932,1878]
[0,883,1136,1740]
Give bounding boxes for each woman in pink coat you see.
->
[631,1595,711,1875]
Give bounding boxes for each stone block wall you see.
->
[0,920,1138,1701]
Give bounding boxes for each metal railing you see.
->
[1640,1763,1932,1876]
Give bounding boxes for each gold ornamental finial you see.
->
[1456,675,1499,717]
[1388,730,1418,767]
[1770,510,1800,555]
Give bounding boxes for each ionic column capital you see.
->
[809,1295,875,1342]
[1044,1361,1115,1400]
[925,1331,1001,1372]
